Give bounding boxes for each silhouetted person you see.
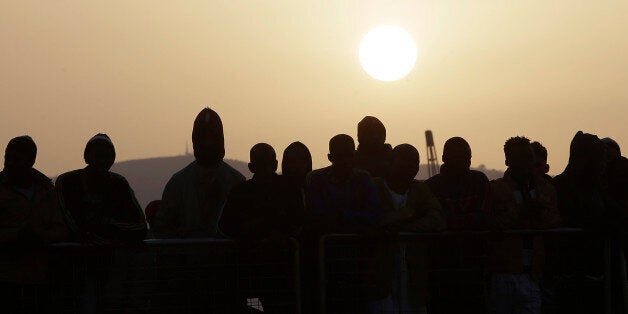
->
[220,143,303,313]
[0,136,68,312]
[56,134,147,244]
[423,137,489,313]
[552,132,627,314]
[152,107,245,238]
[602,137,628,210]
[220,143,303,241]
[488,136,561,314]
[531,141,552,181]
[144,200,160,232]
[426,137,489,230]
[305,134,382,233]
[354,116,392,178]
[372,144,445,313]
[553,132,620,229]
[304,134,383,313]
[281,141,312,187]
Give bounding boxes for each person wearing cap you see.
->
[354,116,393,178]
[0,136,68,311]
[152,108,245,238]
[55,133,147,244]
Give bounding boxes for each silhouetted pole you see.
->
[425,130,440,177]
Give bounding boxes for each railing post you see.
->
[605,235,613,314]
[319,235,327,314]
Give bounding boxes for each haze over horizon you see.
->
[2,1,627,177]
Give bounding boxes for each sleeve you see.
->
[530,183,562,229]
[304,172,327,215]
[42,186,70,243]
[402,184,446,232]
[55,175,80,236]
[218,186,262,239]
[487,180,519,230]
[109,177,148,241]
[151,176,182,238]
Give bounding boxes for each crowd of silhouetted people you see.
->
[1,107,627,314]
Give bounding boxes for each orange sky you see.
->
[1,1,627,177]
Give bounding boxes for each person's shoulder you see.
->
[168,161,197,182]
[308,167,331,178]
[31,168,54,188]
[469,170,489,182]
[219,161,246,182]
[425,173,443,185]
[55,169,83,186]
[108,171,133,187]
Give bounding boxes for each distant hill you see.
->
[109,155,503,208]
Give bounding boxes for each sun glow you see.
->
[359,25,418,82]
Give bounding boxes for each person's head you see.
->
[357,116,386,151]
[328,134,355,176]
[504,136,535,182]
[388,144,420,183]
[248,143,277,178]
[442,137,471,175]
[281,141,312,185]
[567,131,606,181]
[84,133,116,173]
[531,141,550,175]
[3,136,37,186]
[192,107,225,167]
[602,137,621,160]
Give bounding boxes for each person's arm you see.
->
[151,176,182,238]
[304,173,338,233]
[528,182,562,229]
[487,180,519,230]
[401,183,446,232]
[108,176,148,241]
[40,187,70,243]
[219,186,270,240]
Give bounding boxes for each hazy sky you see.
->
[2,1,627,177]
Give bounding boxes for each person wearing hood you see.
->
[602,137,628,211]
[426,137,490,230]
[553,132,620,229]
[281,141,312,188]
[152,108,245,238]
[56,134,147,244]
[0,136,68,311]
[354,116,393,178]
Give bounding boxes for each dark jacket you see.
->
[0,169,68,283]
[219,174,304,241]
[489,171,561,276]
[426,166,490,230]
[152,161,245,238]
[56,169,147,243]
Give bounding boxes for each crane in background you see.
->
[425,130,440,177]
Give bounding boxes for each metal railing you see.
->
[4,237,301,313]
[318,229,627,314]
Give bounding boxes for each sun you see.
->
[359,25,418,82]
